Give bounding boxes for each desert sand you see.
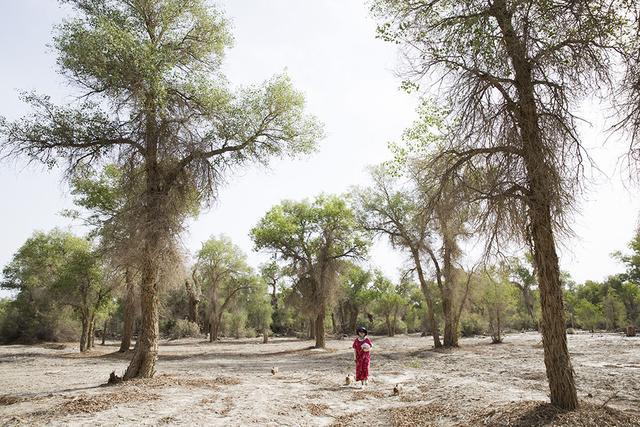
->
[0,332,639,426]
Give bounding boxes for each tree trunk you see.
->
[331,312,337,334]
[119,267,137,352]
[348,307,359,335]
[80,316,89,352]
[412,249,442,348]
[440,223,457,348]
[270,282,278,310]
[530,202,578,409]
[263,327,269,343]
[491,0,578,408]
[393,312,398,336]
[314,311,325,348]
[88,314,95,349]
[185,280,199,324]
[386,316,393,337]
[308,318,316,340]
[101,317,108,345]
[209,285,220,342]
[209,315,220,342]
[123,260,159,379]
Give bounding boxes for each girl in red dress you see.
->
[352,326,372,386]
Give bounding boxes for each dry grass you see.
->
[307,403,329,416]
[350,390,386,400]
[123,374,240,389]
[469,401,640,427]
[56,388,160,415]
[387,402,462,426]
[0,395,24,406]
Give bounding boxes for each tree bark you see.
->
[491,0,578,408]
[88,314,95,349]
[209,316,220,342]
[80,316,89,352]
[314,311,325,348]
[308,318,316,340]
[530,201,578,409]
[411,249,442,348]
[185,279,199,324]
[102,317,108,345]
[348,307,359,335]
[386,316,393,337]
[119,268,137,352]
[331,312,337,334]
[437,215,458,348]
[123,259,159,379]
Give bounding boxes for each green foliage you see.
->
[1,229,111,345]
[168,319,201,339]
[193,235,271,339]
[251,194,371,343]
[481,272,517,343]
[602,290,627,330]
[371,272,407,337]
[574,299,603,332]
[251,195,370,264]
[459,313,485,337]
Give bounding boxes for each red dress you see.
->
[352,337,372,381]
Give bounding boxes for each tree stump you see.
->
[626,326,636,337]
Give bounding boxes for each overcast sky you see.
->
[1,0,638,298]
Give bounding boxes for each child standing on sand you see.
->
[352,326,372,387]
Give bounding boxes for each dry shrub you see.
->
[199,394,218,405]
[124,374,240,388]
[470,401,640,427]
[168,320,201,339]
[57,389,160,415]
[350,390,386,401]
[0,395,24,406]
[307,403,329,416]
[388,403,461,426]
[332,413,358,426]
[41,343,67,350]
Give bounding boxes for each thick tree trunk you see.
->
[209,315,220,342]
[530,202,578,409]
[119,268,137,352]
[490,0,578,408]
[442,290,455,346]
[308,318,316,340]
[440,222,458,348]
[263,327,269,343]
[314,311,325,348]
[412,249,442,348]
[123,260,159,379]
[185,280,199,324]
[348,307,359,334]
[331,312,337,334]
[80,316,89,352]
[386,316,393,337]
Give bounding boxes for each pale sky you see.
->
[1,1,638,299]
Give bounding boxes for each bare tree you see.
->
[369,0,640,408]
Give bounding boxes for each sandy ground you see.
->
[0,332,638,426]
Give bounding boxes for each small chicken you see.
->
[345,375,352,385]
[271,366,279,375]
[393,384,401,396]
